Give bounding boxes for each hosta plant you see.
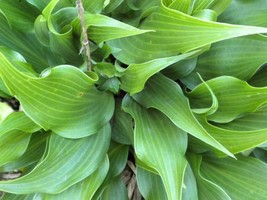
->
[0,0,267,199]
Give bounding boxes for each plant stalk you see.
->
[77,0,91,71]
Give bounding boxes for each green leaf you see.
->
[122,95,188,200]
[120,50,199,95]
[190,74,218,116]
[94,63,119,78]
[41,1,82,65]
[49,8,82,65]
[207,0,231,16]
[133,74,233,157]
[219,0,267,27]
[72,12,152,44]
[162,57,197,80]
[182,164,198,200]
[100,177,128,200]
[0,52,114,138]
[26,0,75,12]
[192,0,214,13]
[253,148,267,163]
[188,154,231,200]
[195,115,267,155]
[108,2,267,64]
[0,15,60,73]
[1,193,35,200]
[137,167,167,200]
[183,35,267,87]
[98,77,121,94]
[0,0,39,31]
[83,0,105,14]
[106,143,129,180]
[1,131,47,173]
[168,0,191,14]
[111,100,133,145]
[188,76,267,123]
[34,15,50,46]
[201,155,267,199]
[0,124,111,194]
[26,0,50,11]
[0,112,40,134]
[103,0,124,13]
[0,112,41,167]
[92,142,129,199]
[214,104,267,131]
[35,157,109,200]
[249,66,267,87]
[191,9,217,22]
[0,131,30,168]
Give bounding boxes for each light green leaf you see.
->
[188,154,231,200]
[120,50,199,95]
[35,157,109,200]
[0,112,41,167]
[108,2,267,64]
[72,12,152,44]
[192,9,217,22]
[201,155,267,199]
[0,52,114,138]
[192,0,214,13]
[1,131,47,173]
[168,0,191,14]
[0,82,11,98]
[122,95,188,200]
[195,115,267,155]
[188,76,267,123]
[0,47,37,77]
[0,124,110,194]
[34,15,50,46]
[0,112,40,134]
[190,74,218,116]
[0,102,13,124]
[137,167,167,200]
[133,74,233,157]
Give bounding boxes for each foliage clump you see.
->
[0,0,267,199]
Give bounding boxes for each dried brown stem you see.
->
[76,0,91,71]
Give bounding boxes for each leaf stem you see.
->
[77,0,91,71]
